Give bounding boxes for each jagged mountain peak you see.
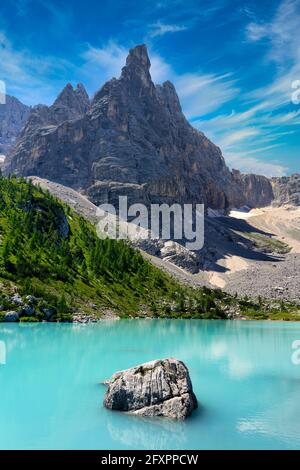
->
[120,44,154,95]
[4,44,274,210]
[125,44,151,70]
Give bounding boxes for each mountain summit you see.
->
[4,45,273,209]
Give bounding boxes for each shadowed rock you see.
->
[103,358,198,420]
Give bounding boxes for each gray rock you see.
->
[4,311,19,322]
[25,295,37,304]
[10,294,24,305]
[103,358,198,420]
[40,306,56,320]
[21,304,35,316]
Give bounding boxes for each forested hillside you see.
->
[0,176,229,321]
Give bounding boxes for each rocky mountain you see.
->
[3,45,273,211]
[272,174,300,206]
[231,170,274,208]
[0,95,30,155]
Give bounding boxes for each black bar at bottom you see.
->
[0,450,298,466]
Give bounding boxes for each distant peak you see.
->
[54,83,76,105]
[53,82,89,109]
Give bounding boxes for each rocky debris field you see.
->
[224,253,300,302]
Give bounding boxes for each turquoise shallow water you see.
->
[0,320,300,450]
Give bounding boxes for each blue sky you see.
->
[0,0,299,176]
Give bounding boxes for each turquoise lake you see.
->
[0,320,300,450]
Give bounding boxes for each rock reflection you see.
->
[105,411,189,450]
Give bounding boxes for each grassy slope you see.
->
[236,231,291,254]
[0,176,299,321]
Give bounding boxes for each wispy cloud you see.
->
[175,72,238,117]
[80,42,128,84]
[225,153,288,178]
[246,0,300,65]
[218,128,260,147]
[148,21,188,38]
[245,0,300,108]
[0,31,72,104]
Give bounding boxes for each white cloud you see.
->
[80,41,128,89]
[225,153,288,178]
[218,128,260,147]
[174,72,239,117]
[246,22,268,42]
[148,21,188,38]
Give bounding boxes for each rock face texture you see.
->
[232,170,274,208]
[0,95,30,155]
[4,44,271,210]
[103,358,198,420]
[272,174,300,206]
[4,83,89,187]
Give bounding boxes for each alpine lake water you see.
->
[0,319,300,450]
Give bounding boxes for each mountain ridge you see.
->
[3,44,274,210]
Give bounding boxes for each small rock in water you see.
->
[103,358,198,420]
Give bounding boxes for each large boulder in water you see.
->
[103,358,198,420]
